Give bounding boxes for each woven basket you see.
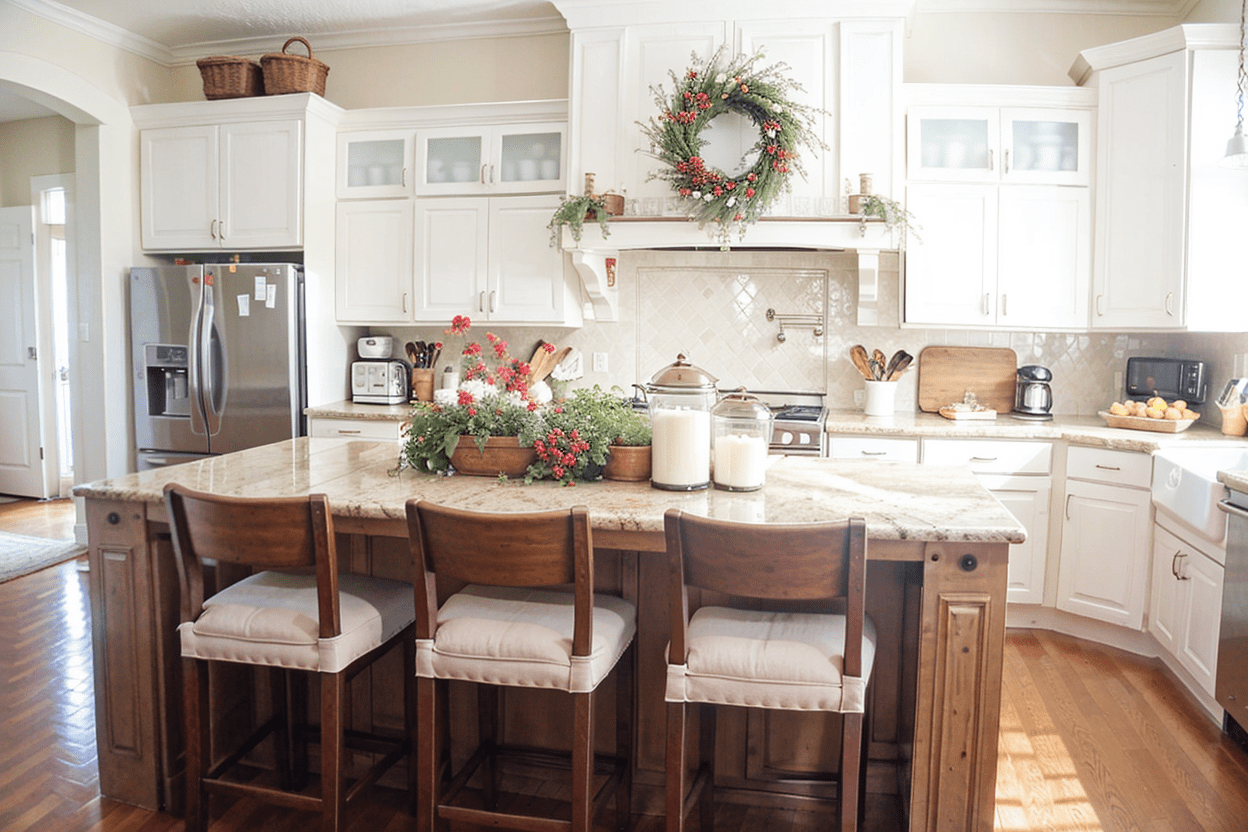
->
[196,56,264,100]
[261,37,329,96]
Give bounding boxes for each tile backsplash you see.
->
[385,249,1248,422]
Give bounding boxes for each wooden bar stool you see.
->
[165,483,416,832]
[404,499,636,832]
[662,509,874,832]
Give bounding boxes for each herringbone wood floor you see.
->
[2,499,1248,831]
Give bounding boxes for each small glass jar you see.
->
[645,354,718,491]
[711,390,773,492]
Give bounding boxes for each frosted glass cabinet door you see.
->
[415,124,565,195]
[1001,109,1091,185]
[496,129,563,192]
[337,130,413,198]
[906,107,999,183]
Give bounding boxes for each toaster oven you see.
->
[351,360,408,405]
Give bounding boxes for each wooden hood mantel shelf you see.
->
[563,215,898,325]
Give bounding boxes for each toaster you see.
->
[351,360,409,405]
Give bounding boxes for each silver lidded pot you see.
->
[645,354,718,491]
[711,389,773,492]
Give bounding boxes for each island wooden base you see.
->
[85,497,1006,831]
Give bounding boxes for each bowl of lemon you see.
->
[1099,397,1200,433]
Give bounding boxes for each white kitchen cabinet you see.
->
[563,10,904,210]
[922,438,1053,604]
[1150,518,1224,697]
[906,105,1091,186]
[1077,27,1248,331]
[415,123,565,196]
[412,195,578,325]
[827,436,918,462]
[140,119,303,251]
[308,416,403,441]
[335,200,415,323]
[337,129,413,199]
[904,183,1090,328]
[1057,448,1153,629]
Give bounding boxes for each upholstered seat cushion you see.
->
[665,606,877,713]
[179,570,415,674]
[416,584,636,694]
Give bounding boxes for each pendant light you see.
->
[1223,0,1248,168]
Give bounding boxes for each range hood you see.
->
[563,216,899,325]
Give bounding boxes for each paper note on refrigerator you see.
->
[254,276,266,301]
[237,293,250,316]
[266,283,277,309]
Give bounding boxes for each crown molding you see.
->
[167,15,570,66]
[920,0,1195,14]
[6,0,174,65]
[1069,22,1239,83]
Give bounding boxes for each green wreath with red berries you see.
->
[640,47,826,246]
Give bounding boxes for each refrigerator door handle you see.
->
[188,273,211,438]
[200,284,224,437]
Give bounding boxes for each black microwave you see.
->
[1125,357,1208,404]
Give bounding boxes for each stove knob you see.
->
[777,430,794,445]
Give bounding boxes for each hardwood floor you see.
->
[3,498,1248,830]
[0,497,78,540]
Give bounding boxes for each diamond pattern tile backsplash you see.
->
[387,249,1248,423]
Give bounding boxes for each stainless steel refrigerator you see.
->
[130,263,307,471]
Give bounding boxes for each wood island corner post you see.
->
[86,497,166,810]
[908,540,1008,832]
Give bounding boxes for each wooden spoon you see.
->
[884,349,904,380]
[887,351,913,381]
[849,345,874,380]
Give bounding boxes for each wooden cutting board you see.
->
[917,346,1018,413]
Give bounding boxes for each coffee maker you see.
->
[1013,365,1054,420]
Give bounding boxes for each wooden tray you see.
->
[918,347,1017,414]
[938,407,997,420]
[1098,411,1196,433]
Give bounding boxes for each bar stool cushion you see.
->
[665,606,877,713]
[179,570,415,673]
[416,584,637,693]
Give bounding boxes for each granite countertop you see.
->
[307,401,1244,454]
[824,411,1245,453]
[73,437,1024,544]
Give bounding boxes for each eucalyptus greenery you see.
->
[857,194,921,248]
[548,193,614,248]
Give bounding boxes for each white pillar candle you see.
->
[651,408,710,487]
[713,433,769,490]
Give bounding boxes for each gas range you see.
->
[743,390,827,457]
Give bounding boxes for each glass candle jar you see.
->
[646,354,718,491]
[711,390,773,491]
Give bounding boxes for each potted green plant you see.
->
[857,194,921,248]
[543,385,652,483]
[547,193,615,248]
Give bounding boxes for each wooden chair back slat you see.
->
[663,509,868,675]
[405,501,595,657]
[163,483,341,638]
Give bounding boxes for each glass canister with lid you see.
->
[645,354,718,491]
[711,389,773,491]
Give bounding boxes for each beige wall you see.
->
[904,13,1181,85]
[1186,0,1242,24]
[0,115,75,207]
[167,33,570,108]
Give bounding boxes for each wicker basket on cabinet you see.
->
[260,37,329,96]
[195,56,264,99]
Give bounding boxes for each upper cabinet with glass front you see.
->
[337,129,413,198]
[907,105,1091,186]
[415,123,565,195]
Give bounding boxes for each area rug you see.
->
[0,531,86,583]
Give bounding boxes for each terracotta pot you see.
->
[449,436,537,478]
[603,444,652,482]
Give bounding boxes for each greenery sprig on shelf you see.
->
[548,193,614,248]
[857,194,921,248]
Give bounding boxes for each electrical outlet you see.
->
[853,389,865,406]
[593,352,608,373]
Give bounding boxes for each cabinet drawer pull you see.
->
[1096,293,1104,316]
[861,450,887,456]
[1165,291,1175,316]
[479,291,485,312]
[982,293,991,316]
[988,149,994,171]
[402,292,407,314]
[480,163,487,184]
[970,456,998,462]
[1172,550,1189,580]
[1003,148,1010,174]
[1094,464,1121,471]
[401,167,406,187]
[337,429,362,435]
[1065,493,1072,521]
[210,218,217,240]
[1000,294,1008,317]
[489,290,496,313]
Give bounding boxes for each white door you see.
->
[412,198,488,322]
[996,185,1090,329]
[0,206,50,498]
[903,183,997,326]
[219,120,303,248]
[335,200,415,323]
[488,195,565,323]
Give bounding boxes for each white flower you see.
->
[529,380,553,404]
[726,197,736,207]
[704,193,714,202]
[766,129,776,139]
[773,104,784,114]
[691,191,701,199]
[715,73,727,83]
[461,379,489,401]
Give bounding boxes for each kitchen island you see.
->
[76,437,1024,831]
